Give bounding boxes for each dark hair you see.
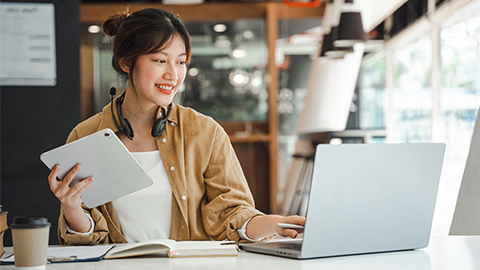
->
[102,8,191,88]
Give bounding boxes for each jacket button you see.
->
[162,138,167,143]
[170,122,175,126]
[182,195,187,200]
[170,166,175,171]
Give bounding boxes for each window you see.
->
[434,11,480,235]
[359,52,386,130]
[360,0,480,235]
[392,35,432,143]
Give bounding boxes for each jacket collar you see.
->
[155,102,179,126]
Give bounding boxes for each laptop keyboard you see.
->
[279,243,302,251]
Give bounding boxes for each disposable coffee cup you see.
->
[11,216,50,269]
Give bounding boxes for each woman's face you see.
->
[130,35,187,107]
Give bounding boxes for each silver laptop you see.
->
[240,143,446,259]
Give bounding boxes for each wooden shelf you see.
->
[229,134,271,143]
[80,2,325,23]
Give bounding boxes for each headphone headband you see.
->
[110,87,172,140]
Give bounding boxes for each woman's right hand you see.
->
[48,164,93,210]
[48,164,94,233]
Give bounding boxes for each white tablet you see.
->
[40,128,154,208]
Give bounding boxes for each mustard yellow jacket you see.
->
[58,98,264,245]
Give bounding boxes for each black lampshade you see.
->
[320,27,354,59]
[333,12,366,48]
[320,31,334,57]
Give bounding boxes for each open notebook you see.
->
[104,239,238,258]
[0,240,237,264]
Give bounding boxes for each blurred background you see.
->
[1,0,480,245]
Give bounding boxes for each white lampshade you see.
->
[297,42,365,134]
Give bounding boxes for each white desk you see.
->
[2,236,479,270]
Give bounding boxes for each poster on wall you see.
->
[0,2,56,86]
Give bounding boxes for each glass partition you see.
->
[392,35,432,142]
[181,19,268,122]
[275,18,321,206]
[359,52,386,130]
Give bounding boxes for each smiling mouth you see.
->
[156,84,174,94]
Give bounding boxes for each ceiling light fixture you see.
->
[188,68,199,76]
[319,27,353,59]
[88,25,100,34]
[229,69,249,86]
[333,12,367,48]
[243,30,254,40]
[213,24,227,33]
[231,47,246,58]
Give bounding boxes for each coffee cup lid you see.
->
[11,216,51,229]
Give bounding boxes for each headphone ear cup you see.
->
[151,118,167,137]
[122,118,134,139]
[151,103,173,137]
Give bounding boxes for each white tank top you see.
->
[112,151,172,243]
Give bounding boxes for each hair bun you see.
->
[102,12,129,37]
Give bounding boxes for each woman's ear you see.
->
[119,59,129,73]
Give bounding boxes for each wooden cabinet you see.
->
[80,2,324,214]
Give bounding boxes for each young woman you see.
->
[48,8,304,245]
